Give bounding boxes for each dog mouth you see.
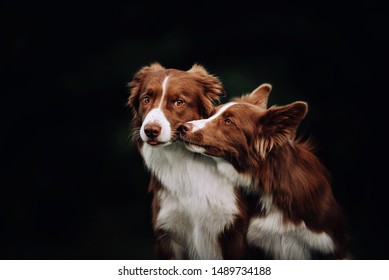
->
[147,140,163,146]
[146,139,172,147]
[180,136,221,155]
[146,134,178,146]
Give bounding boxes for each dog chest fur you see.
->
[141,143,238,259]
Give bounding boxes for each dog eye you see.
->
[142,95,150,104]
[224,118,232,125]
[174,99,185,107]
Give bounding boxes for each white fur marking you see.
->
[141,143,238,259]
[158,76,170,109]
[247,194,335,259]
[213,157,253,188]
[187,145,206,154]
[188,102,237,132]
[140,108,172,143]
[140,76,172,144]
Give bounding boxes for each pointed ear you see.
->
[248,83,272,109]
[256,101,308,158]
[188,64,225,117]
[127,63,165,109]
[187,64,209,75]
[232,83,272,110]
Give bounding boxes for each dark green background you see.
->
[2,1,387,259]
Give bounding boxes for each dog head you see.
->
[180,84,307,173]
[128,63,224,147]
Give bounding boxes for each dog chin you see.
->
[186,144,207,154]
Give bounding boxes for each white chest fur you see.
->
[141,143,238,259]
[246,194,335,259]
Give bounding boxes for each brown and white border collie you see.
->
[128,63,272,259]
[179,92,349,259]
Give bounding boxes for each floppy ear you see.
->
[255,101,308,158]
[238,83,272,110]
[127,62,165,111]
[188,64,225,117]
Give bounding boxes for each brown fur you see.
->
[128,63,231,259]
[180,93,349,259]
[128,63,223,147]
[218,188,250,259]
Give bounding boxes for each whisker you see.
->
[128,127,141,145]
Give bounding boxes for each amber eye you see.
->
[224,118,232,125]
[142,95,150,104]
[174,99,185,107]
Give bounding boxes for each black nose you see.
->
[179,123,193,134]
[144,123,161,138]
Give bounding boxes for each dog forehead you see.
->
[141,68,183,82]
[211,102,238,118]
[213,102,261,118]
[140,70,165,89]
[168,71,202,87]
[142,70,200,92]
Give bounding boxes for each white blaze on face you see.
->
[140,76,172,143]
[187,102,237,132]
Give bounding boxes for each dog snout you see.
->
[179,123,193,134]
[144,122,161,138]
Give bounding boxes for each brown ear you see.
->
[256,101,308,158]
[188,64,225,117]
[127,63,165,110]
[243,83,272,109]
